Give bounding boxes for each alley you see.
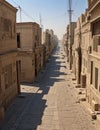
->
[0,45,99,130]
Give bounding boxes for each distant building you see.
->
[81,11,91,89]
[42,29,58,62]
[72,10,91,85]
[0,0,20,122]
[16,22,43,83]
[72,18,82,84]
[65,23,76,70]
[62,33,67,54]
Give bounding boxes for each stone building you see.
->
[81,11,91,89]
[73,10,91,85]
[0,0,20,122]
[65,23,76,70]
[63,0,100,111]
[72,18,82,84]
[72,0,100,111]
[16,22,43,83]
[62,33,67,53]
[42,29,58,62]
[86,0,100,111]
[43,29,52,61]
[63,26,69,61]
[49,30,58,54]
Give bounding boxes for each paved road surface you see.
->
[0,45,99,130]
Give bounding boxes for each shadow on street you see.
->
[0,46,67,130]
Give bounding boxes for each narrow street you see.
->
[0,45,99,130]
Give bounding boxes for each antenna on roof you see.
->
[68,0,73,69]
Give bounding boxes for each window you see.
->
[2,18,11,32]
[93,36,100,52]
[99,85,100,92]
[35,35,38,41]
[0,76,1,93]
[95,67,98,90]
[90,61,93,84]
[34,42,36,48]
[92,21,100,35]
[17,33,21,48]
[32,60,34,66]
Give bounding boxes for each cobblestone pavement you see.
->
[0,45,100,130]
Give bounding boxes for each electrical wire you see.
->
[72,0,79,10]
[10,0,34,22]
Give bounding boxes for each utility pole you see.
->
[68,0,72,25]
[18,6,22,22]
[68,0,73,69]
[39,13,44,44]
[39,14,44,30]
[39,13,42,28]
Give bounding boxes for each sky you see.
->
[6,0,88,39]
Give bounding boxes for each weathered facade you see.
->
[63,26,69,61]
[42,29,58,62]
[72,13,91,85]
[72,18,82,84]
[86,0,100,111]
[43,29,52,61]
[64,23,76,70]
[68,0,100,111]
[0,0,19,122]
[62,33,67,54]
[16,22,43,83]
[81,11,91,89]
[69,23,76,70]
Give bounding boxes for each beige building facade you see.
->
[86,0,100,111]
[43,29,52,61]
[71,0,100,111]
[72,18,82,84]
[0,0,20,122]
[16,22,43,83]
[80,11,91,90]
[63,0,100,112]
[64,23,76,70]
[42,29,58,62]
[72,12,91,86]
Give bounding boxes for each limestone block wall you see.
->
[0,1,17,53]
[0,52,18,109]
[19,52,35,83]
[0,1,19,122]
